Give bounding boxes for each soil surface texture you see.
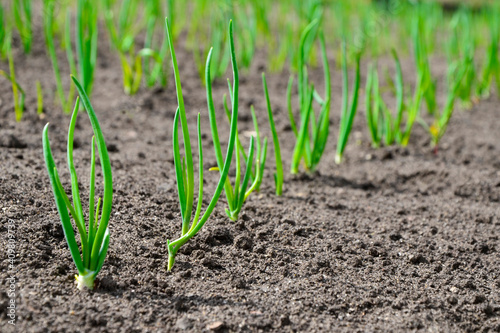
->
[1,28,499,333]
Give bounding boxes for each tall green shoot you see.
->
[263,73,284,196]
[13,0,32,54]
[37,81,44,115]
[365,50,423,148]
[335,41,361,164]
[365,64,383,148]
[43,0,76,114]
[0,32,25,122]
[289,20,332,173]
[447,6,476,108]
[144,0,170,87]
[103,0,163,94]
[421,59,470,148]
[398,50,425,147]
[165,18,238,271]
[208,21,263,221]
[43,76,113,290]
[476,6,500,99]
[76,0,98,95]
[413,13,436,115]
[219,93,267,220]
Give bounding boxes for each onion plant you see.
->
[476,6,500,99]
[190,1,257,84]
[43,0,76,114]
[37,81,44,115]
[365,51,405,147]
[0,33,25,122]
[234,5,257,70]
[286,0,323,72]
[417,1,442,56]
[398,63,425,147]
[43,76,112,290]
[263,73,283,196]
[75,0,98,96]
[366,50,424,148]
[420,58,470,148]
[447,7,476,108]
[13,0,32,54]
[119,48,162,95]
[143,0,170,87]
[209,26,264,221]
[249,105,268,193]
[165,19,237,271]
[269,22,293,72]
[219,92,267,218]
[365,64,383,148]
[288,19,331,173]
[335,41,361,164]
[192,9,231,85]
[413,15,436,115]
[104,0,163,94]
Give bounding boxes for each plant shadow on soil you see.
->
[0,28,499,332]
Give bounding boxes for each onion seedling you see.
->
[192,12,231,85]
[269,22,293,72]
[263,73,284,196]
[420,58,470,148]
[335,41,361,164]
[447,7,476,108]
[43,0,76,114]
[13,0,32,54]
[365,64,383,148]
[43,76,113,290]
[165,18,237,271]
[249,105,268,193]
[387,48,426,148]
[209,23,264,222]
[0,32,25,122]
[75,0,98,95]
[235,5,257,70]
[476,6,500,99]
[398,77,425,147]
[222,95,268,191]
[143,0,170,87]
[104,0,163,95]
[289,19,331,173]
[118,48,162,95]
[37,81,44,115]
[219,92,267,219]
[365,50,405,147]
[413,14,436,115]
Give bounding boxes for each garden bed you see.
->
[1,28,499,332]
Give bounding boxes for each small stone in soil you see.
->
[409,254,428,265]
[176,316,193,330]
[232,278,246,289]
[234,235,253,250]
[207,321,224,331]
[352,258,363,267]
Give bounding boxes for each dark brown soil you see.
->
[1,27,499,333]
